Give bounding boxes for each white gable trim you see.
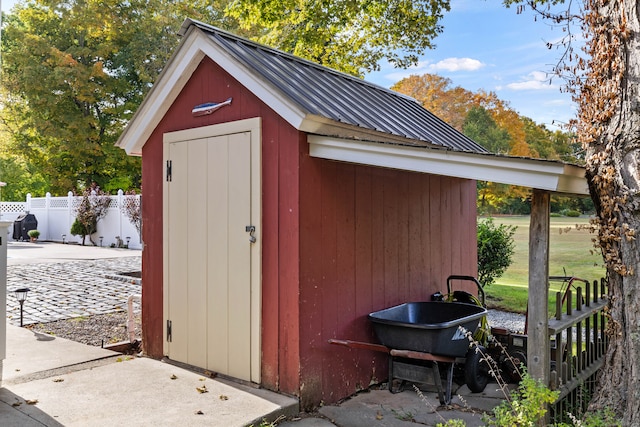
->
[308,135,589,195]
[117,26,308,155]
[117,32,204,155]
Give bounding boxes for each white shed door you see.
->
[163,119,261,383]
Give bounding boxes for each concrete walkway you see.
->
[1,324,298,426]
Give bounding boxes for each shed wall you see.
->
[140,57,300,394]
[298,156,478,408]
[139,54,479,409]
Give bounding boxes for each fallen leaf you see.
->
[53,378,64,383]
[12,402,21,407]
[195,410,204,415]
[26,400,38,405]
[199,378,206,382]
[219,395,229,401]
[376,411,383,420]
[170,374,177,380]
[196,385,208,394]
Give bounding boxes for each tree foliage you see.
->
[0,0,241,195]
[227,0,451,76]
[463,106,511,154]
[391,72,580,162]
[1,1,147,193]
[392,74,474,130]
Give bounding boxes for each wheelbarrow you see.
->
[330,298,489,405]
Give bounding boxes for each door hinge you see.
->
[166,160,172,182]
[166,320,172,342]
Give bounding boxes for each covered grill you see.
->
[13,213,38,241]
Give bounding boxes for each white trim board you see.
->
[308,135,589,195]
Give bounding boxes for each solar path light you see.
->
[14,288,30,327]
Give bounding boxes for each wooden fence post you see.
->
[528,189,550,390]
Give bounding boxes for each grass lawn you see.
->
[485,216,606,314]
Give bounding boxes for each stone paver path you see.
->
[6,257,141,325]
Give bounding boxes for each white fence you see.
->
[0,190,142,249]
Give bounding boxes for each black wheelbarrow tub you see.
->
[368,301,487,357]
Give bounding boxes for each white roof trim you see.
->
[117,26,309,155]
[308,135,589,195]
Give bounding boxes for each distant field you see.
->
[485,216,606,314]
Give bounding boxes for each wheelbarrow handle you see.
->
[446,275,485,307]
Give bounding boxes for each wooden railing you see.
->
[548,277,608,421]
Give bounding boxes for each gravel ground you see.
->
[486,309,526,333]
[23,308,524,350]
[26,311,141,348]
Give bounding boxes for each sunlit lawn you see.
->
[485,216,606,314]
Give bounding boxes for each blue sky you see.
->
[2,0,577,129]
[365,0,579,130]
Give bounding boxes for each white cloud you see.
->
[506,71,557,91]
[430,57,485,72]
[382,57,485,82]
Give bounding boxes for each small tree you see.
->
[72,184,111,246]
[477,217,517,287]
[120,190,141,240]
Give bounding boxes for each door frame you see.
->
[162,117,262,383]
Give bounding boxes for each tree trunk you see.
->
[581,1,640,423]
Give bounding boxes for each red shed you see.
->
[116,19,586,408]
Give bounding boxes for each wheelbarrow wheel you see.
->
[465,345,490,393]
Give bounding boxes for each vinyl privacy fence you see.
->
[0,190,141,249]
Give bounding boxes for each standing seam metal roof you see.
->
[183,19,487,154]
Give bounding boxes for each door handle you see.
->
[245,225,256,243]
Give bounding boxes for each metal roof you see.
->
[180,19,487,154]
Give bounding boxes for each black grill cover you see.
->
[13,213,38,241]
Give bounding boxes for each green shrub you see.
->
[477,217,517,287]
[559,209,581,217]
[27,229,40,239]
[70,218,95,245]
[483,370,559,426]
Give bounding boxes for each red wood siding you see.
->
[140,57,301,395]
[140,54,479,409]
[298,156,478,408]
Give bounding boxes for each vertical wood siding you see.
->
[140,55,479,409]
[298,156,478,408]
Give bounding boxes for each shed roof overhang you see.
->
[308,135,589,195]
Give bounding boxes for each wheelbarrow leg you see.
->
[432,361,454,405]
[388,356,405,393]
[444,362,454,405]
[431,362,445,404]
